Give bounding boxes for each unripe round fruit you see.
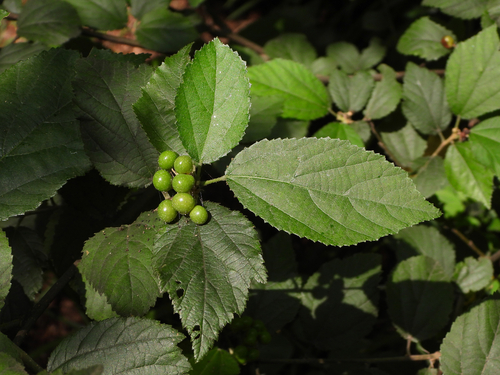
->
[233,345,248,364]
[189,205,208,225]
[441,35,455,49]
[252,319,266,333]
[172,174,195,193]
[171,193,196,215]
[240,316,253,330]
[247,348,260,362]
[243,328,258,346]
[174,155,193,174]
[158,150,178,170]
[157,200,177,223]
[259,330,272,344]
[153,170,172,191]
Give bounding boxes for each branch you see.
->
[450,227,486,257]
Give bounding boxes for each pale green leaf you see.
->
[134,44,191,155]
[380,123,427,168]
[444,142,494,208]
[435,185,466,218]
[310,56,337,76]
[175,38,250,164]
[0,49,90,221]
[413,156,449,198]
[82,274,119,321]
[153,202,266,360]
[0,42,47,74]
[313,122,365,148]
[453,257,493,293]
[328,70,374,113]
[396,17,456,60]
[351,121,372,144]
[130,0,169,20]
[326,38,385,74]
[387,255,454,342]
[469,116,500,176]
[0,230,12,312]
[248,58,330,120]
[359,38,387,71]
[242,96,284,143]
[0,353,27,375]
[423,0,488,19]
[264,33,317,67]
[47,317,191,374]
[226,138,440,247]
[364,65,402,120]
[79,212,162,316]
[0,10,8,19]
[445,25,500,118]
[441,297,500,374]
[189,348,239,375]
[64,0,127,30]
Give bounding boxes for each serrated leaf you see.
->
[134,44,191,155]
[396,17,456,60]
[0,230,12,312]
[0,42,47,74]
[359,38,387,71]
[175,38,250,164]
[189,348,239,375]
[444,142,493,208]
[328,70,374,113]
[297,254,381,350]
[242,96,284,143]
[310,56,338,76]
[136,9,198,53]
[82,274,119,321]
[469,116,500,177]
[264,33,317,67]
[64,0,127,30]
[0,353,27,374]
[413,156,449,198]
[313,122,364,148]
[79,212,162,316]
[453,257,493,293]
[387,255,454,342]
[47,317,191,374]
[364,64,402,120]
[226,138,440,247]
[0,332,22,365]
[73,49,158,187]
[422,0,488,19]
[326,38,385,74]
[380,123,427,168]
[130,0,169,19]
[0,49,90,221]
[248,58,330,120]
[402,62,451,134]
[445,25,500,119]
[17,0,81,46]
[440,297,500,374]
[153,202,266,360]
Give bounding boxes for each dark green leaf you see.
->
[0,42,47,74]
[188,0,205,7]
[326,38,385,74]
[0,333,22,366]
[0,9,9,19]
[380,123,426,168]
[0,49,90,221]
[82,274,119,321]
[0,230,12,312]
[359,38,386,71]
[313,122,364,148]
[469,116,500,177]
[413,157,449,198]
[328,70,374,113]
[242,96,284,143]
[264,33,317,67]
[268,118,308,139]
[0,353,27,374]
[364,65,402,120]
[64,0,127,30]
[226,138,440,247]
[453,257,493,293]
[130,0,169,19]
[422,0,488,19]
[189,348,239,375]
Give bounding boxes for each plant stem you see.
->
[450,227,485,257]
[200,175,227,187]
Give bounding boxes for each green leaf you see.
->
[328,70,374,113]
[73,49,158,188]
[413,157,449,198]
[0,42,47,74]
[440,297,500,374]
[82,273,119,321]
[469,116,500,177]
[130,0,169,19]
[134,44,191,155]
[297,254,381,350]
[64,0,127,30]
[268,118,308,139]
[189,348,239,375]
[264,33,317,67]
[313,122,364,148]
[326,38,386,74]
[0,10,9,19]
[351,120,372,143]
[0,49,90,221]
[188,0,205,7]
[17,0,81,46]
[396,17,456,61]
[47,317,191,374]
[153,202,266,360]
[453,257,493,293]
[380,123,427,168]
[444,142,494,208]
[0,333,22,366]
[248,58,330,120]
[175,38,250,164]
[359,38,387,71]
[136,9,198,53]
[242,96,284,143]
[402,62,451,134]
[364,64,402,120]
[387,255,454,342]
[0,230,12,312]
[445,25,500,119]
[2,0,21,13]
[79,212,162,316]
[310,56,338,76]
[226,138,440,247]
[435,185,466,218]
[0,353,27,375]
[422,0,488,19]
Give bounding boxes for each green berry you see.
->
[233,345,248,364]
[258,330,272,344]
[231,317,246,332]
[174,155,193,174]
[158,150,178,170]
[247,348,260,362]
[153,170,172,191]
[240,316,253,330]
[190,205,208,225]
[243,328,258,346]
[171,193,195,215]
[157,200,177,223]
[252,319,266,333]
[172,174,195,193]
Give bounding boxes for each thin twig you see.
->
[489,249,500,263]
[82,27,143,48]
[450,228,485,257]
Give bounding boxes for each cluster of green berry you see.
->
[230,316,272,365]
[153,151,208,225]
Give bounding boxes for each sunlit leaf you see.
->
[453,257,493,293]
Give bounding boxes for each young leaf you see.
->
[243,96,284,143]
[0,230,12,312]
[153,202,266,360]
[73,49,158,188]
[47,317,191,374]
[79,212,162,316]
[380,123,427,168]
[0,42,47,74]
[326,39,385,74]
[444,143,494,208]
[64,0,127,30]
[402,62,451,134]
[17,0,81,46]
[175,38,250,164]
[134,44,191,155]
[441,297,500,374]
[310,56,338,76]
[469,116,500,177]
[189,348,239,375]
[264,33,317,67]
[422,0,488,19]
[248,58,330,120]
[313,122,365,148]
[0,49,90,221]
[387,255,454,342]
[396,17,456,60]
[82,274,119,321]
[453,257,493,293]
[445,25,500,119]
[226,138,440,247]
[328,70,374,113]
[364,64,402,120]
